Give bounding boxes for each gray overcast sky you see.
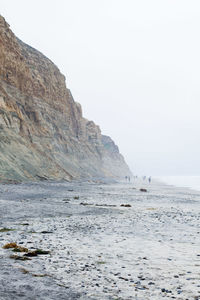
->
[1,0,200,176]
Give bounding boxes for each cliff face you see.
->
[0,16,131,181]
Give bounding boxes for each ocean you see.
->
[157,176,200,192]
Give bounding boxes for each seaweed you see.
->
[0,228,15,232]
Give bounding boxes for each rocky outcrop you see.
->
[0,15,131,181]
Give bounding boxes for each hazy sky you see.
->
[1,0,200,176]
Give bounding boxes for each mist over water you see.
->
[157,176,200,192]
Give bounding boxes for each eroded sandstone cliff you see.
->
[0,16,131,181]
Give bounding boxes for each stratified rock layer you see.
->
[0,16,131,181]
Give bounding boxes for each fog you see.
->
[1,0,200,176]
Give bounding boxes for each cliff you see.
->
[0,16,131,181]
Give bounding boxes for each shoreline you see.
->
[155,176,200,193]
[0,180,200,299]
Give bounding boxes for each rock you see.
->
[161,288,172,293]
[140,189,147,192]
[118,276,129,281]
[9,255,31,261]
[24,249,50,257]
[0,15,131,182]
[24,251,37,257]
[95,204,117,207]
[120,204,132,207]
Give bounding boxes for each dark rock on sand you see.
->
[140,188,147,192]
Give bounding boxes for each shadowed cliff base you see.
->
[0,15,131,182]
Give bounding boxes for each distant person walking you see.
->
[148,176,151,183]
[125,176,131,182]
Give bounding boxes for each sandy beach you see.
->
[0,179,200,300]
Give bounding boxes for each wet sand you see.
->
[0,179,200,300]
